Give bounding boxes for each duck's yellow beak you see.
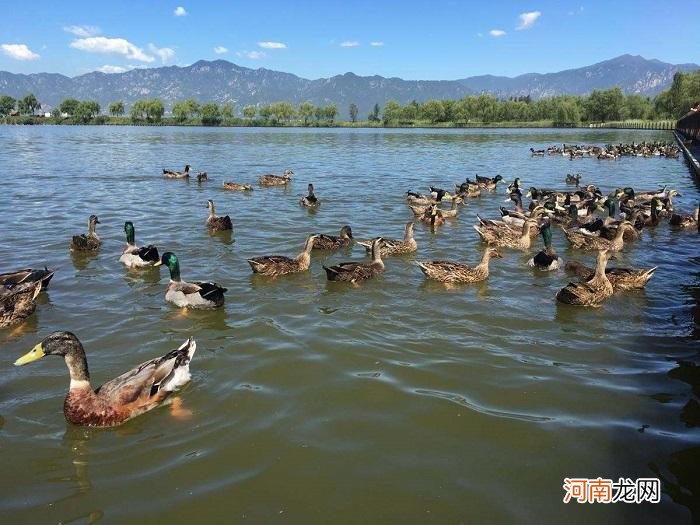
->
[153,261,162,267]
[14,343,45,366]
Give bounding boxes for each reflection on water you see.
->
[0,126,698,523]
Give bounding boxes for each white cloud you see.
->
[236,50,265,60]
[489,29,506,37]
[370,41,384,47]
[516,11,541,30]
[1,43,40,60]
[340,41,360,47]
[214,46,228,54]
[258,41,286,49]
[63,25,101,38]
[148,43,175,63]
[70,37,154,62]
[96,64,132,74]
[174,6,187,16]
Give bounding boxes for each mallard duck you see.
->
[323,238,385,283]
[300,183,320,208]
[528,222,562,271]
[14,331,196,427]
[0,281,41,328]
[530,148,545,156]
[474,218,538,250]
[357,221,417,256]
[565,173,581,185]
[422,205,445,228]
[247,235,318,276]
[562,221,636,251]
[669,203,699,229]
[455,179,482,198]
[313,226,353,250]
[406,189,447,206]
[119,222,160,268]
[564,261,656,291]
[206,200,233,231]
[163,165,191,179]
[556,250,614,306]
[196,172,208,183]
[475,174,503,191]
[155,252,227,308]
[409,197,463,218]
[71,215,101,252]
[223,182,253,192]
[259,169,293,186]
[1,267,55,290]
[416,248,502,284]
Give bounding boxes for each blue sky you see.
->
[0,0,696,79]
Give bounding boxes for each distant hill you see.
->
[0,54,696,118]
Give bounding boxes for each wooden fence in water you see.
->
[588,120,676,130]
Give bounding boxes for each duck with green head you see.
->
[528,221,562,271]
[119,221,160,268]
[155,252,226,308]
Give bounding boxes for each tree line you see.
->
[1,69,698,126]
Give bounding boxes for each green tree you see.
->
[0,95,15,116]
[109,101,125,117]
[585,88,624,122]
[131,100,148,122]
[200,102,222,125]
[172,101,192,123]
[298,102,315,125]
[324,104,338,124]
[243,105,256,119]
[421,99,445,123]
[18,93,40,115]
[382,100,402,125]
[270,101,295,123]
[73,100,100,123]
[59,98,80,116]
[221,103,234,122]
[349,103,358,123]
[368,103,381,122]
[147,99,164,122]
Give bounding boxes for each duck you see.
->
[406,189,447,206]
[455,179,481,197]
[206,200,233,231]
[562,221,637,251]
[300,183,320,208]
[163,165,191,179]
[507,177,521,193]
[564,261,656,291]
[312,226,353,250]
[323,238,385,283]
[223,182,253,192]
[422,205,445,228]
[259,169,293,186]
[1,267,55,290]
[14,331,196,427]
[474,218,538,250]
[475,174,503,191]
[155,252,227,308]
[409,196,463,218]
[428,186,456,201]
[71,215,101,252]
[527,222,563,271]
[119,222,160,268]
[196,172,208,183]
[0,281,41,328]
[357,221,417,256]
[669,203,699,229]
[530,147,545,156]
[565,173,582,185]
[247,234,318,276]
[416,248,502,284]
[555,250,614,307]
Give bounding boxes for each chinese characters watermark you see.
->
[563,477,660,504]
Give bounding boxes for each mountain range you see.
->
[0,54,696,118]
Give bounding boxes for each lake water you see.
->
[0,126,698,523]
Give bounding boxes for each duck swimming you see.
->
[564,261,656,291]
[119,221,160,268]
[155,252,227,308]
[313,226,353,250]
[259,169,293,186]
[300,184,320,208]
[474,218,538,250]
[556,250,614,307]
[1,267,55,290]
[14,331,197,427]
[0,281,41,328]
[248,235,318,276]
[417,248,502,284]
[163,165,191,179]
[223,182,253,192]
[206,200,233,231]
[527,221,562,271]
[71,215,101,252]
[357,222,417,256]
[324,238,385,283]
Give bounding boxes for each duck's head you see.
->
[155,251,181,280]
[303,234,318,251]
[340,225,353,239]
[405,221,415,236]
[493,175,503,183]
[15,331,89,380]
[307,183,314,194]
[207,199,215,212]
[89,214,100,226]
[124,221,135,244]
[283,169,294,178]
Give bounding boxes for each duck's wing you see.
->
[0,268,55,289]
[313,234,340,249]
[193,281,227,304]
[135,245,160,263]
[95,338,197,405]
[0,281,41,327]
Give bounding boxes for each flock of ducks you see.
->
[530,141,680,160]
[4,147,698,427]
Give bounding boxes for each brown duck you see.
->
[313,226,353,250]
[416,248,502,284]
[247,235,318,276]
[206,200,233,231]
[71,215,101,252]
[324,238,385,283]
